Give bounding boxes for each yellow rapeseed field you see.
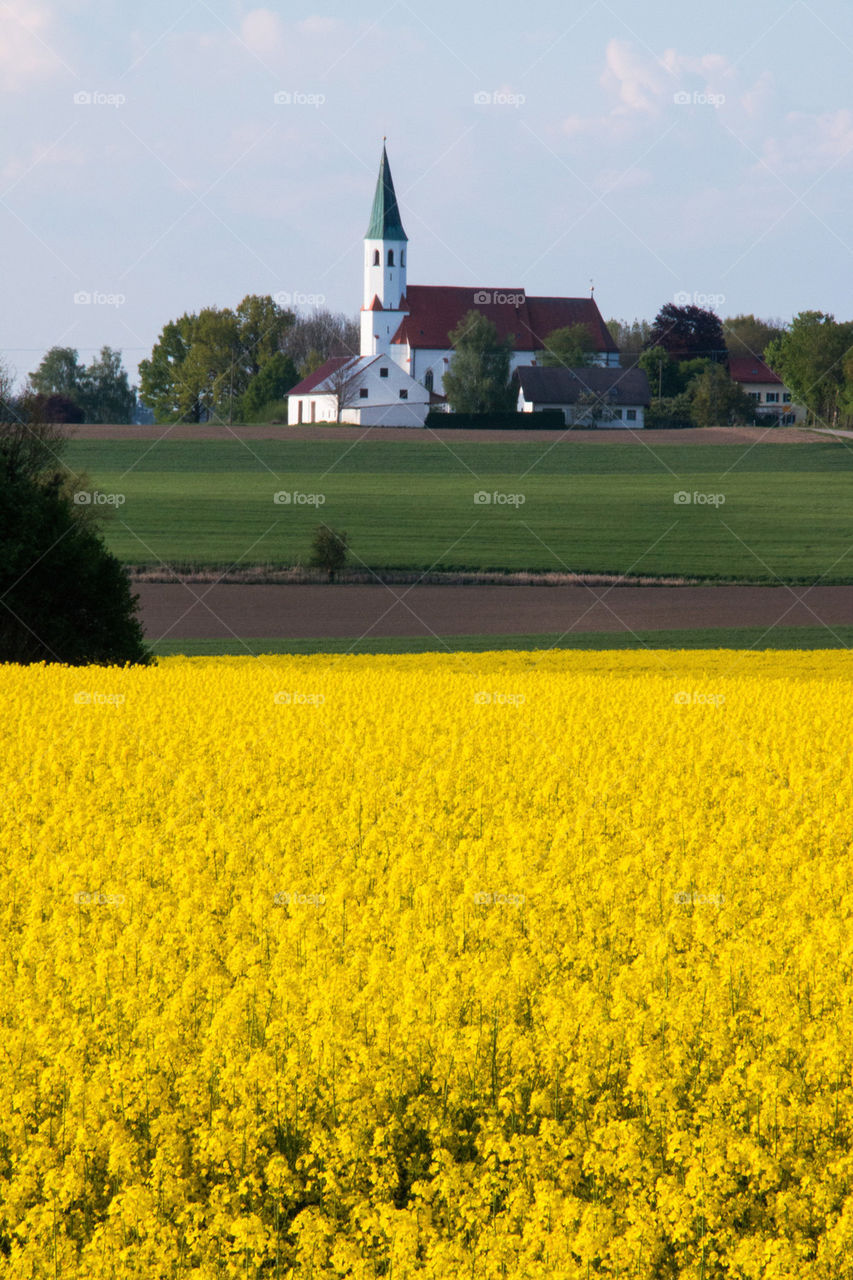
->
[2,650,853,1279]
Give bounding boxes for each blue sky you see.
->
[3,0,853,385]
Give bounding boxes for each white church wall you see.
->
[363,237,408,310]
[361,307,409,358]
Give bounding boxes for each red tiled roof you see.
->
[364,295,384,312]
[390,286,617,353]
[729,356,783,385]
[287,356,353,397]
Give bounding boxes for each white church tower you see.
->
[360,142,410,358]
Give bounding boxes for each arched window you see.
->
[424,370,434,393]
[387,250,395,266]
[373,250,380,266]
[401,250,406,268]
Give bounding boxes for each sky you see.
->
[3,0,853,386]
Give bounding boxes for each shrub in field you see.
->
[310,523,349,582]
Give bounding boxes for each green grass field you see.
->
[65,438,853,582]
[151,625,853,657]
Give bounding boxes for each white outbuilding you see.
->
[287,353,430,427]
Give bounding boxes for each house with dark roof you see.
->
[358,144,619,401]
[516,366,652,428]
[729,357,805,424]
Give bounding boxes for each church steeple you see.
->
[361,141,409,357]
[365,143,408,242]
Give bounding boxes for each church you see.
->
[288,144,621,426]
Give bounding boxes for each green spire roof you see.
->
[365,143,408,242]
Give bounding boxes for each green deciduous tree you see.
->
[236,295,294,378]
[29,346,136,423]
[138,296,296,424]
[240,352,300,420]
[180,307,242,424]
[539,324,595,369]
[723,315,787,360]
[639,347,681,400]
[29,347,82,400]
[443,312,515,414]
[138,315,198,422]
[83,347,136,423]
[765,312,853,427]
[606,317,652,361]
[688,364,757,427]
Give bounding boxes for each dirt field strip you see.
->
[138,583,853,641]
[72,425,821,445]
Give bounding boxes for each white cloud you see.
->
[761,109,853,176]
[601,39,668,114]
[239,8,286,58]
[565,40,740,143]
[660,48,732,84]
[0,0,65,91]
[740,70,775,119]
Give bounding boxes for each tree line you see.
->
[609,307,853,428]
[137,297,356,424]
[4,300,852,428]
[0,300,359,428]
